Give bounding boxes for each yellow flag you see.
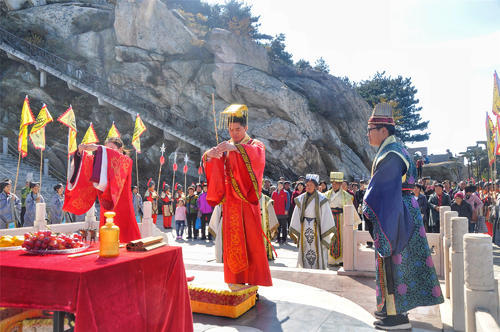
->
[18,96,35,157]
[132,114,147,153]
[68,129,77,155]
[81,123,99,145]
[29,104,53,150]
[486,113,495,166]
[106,122,121,140]
[493,71,500,116]
[57,106,77,131]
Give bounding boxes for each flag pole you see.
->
[39,150,43,190]
[198,161,201,183]
[184,171,187,194]
[172,167,176,194]
[13,152,21,195]
[136,151,139,188]
[66,128,71,183]
[212,93,219,145]
[172,153,177,193]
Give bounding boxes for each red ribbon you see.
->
[183,165,188,174]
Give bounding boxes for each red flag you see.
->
[160,155,165,165]
[173,163,178,172]
[198,166,203,175]
[183,165,188,174]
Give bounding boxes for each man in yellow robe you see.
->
[325,172,360,266]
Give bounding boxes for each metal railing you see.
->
[3,138,66,183]
[0,26,216,149]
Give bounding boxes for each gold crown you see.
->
[219,104,248,129]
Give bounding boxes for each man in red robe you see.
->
[203,104,272,287]
[63,138,141,243]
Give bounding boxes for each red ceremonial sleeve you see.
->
[106,148,133,209]
[203,152,225,207]
[63,152,98,214]
[226,140,265,205]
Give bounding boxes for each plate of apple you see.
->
[22,231,89,255]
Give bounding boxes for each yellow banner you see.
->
[132,114,146,153]
[106,122,120,140]
[69,129,77,155]
[81,123,99,145]
[132,138,141,153]
[30,104,53,135]
[18,96,35,157]
[30,128,47,150]
[493,71,500,116]
[18,126,29,157]
[486,113,495,166]
[57,106,77,131]
[30,104,53,150]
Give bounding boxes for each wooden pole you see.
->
[136,151,139,188]
[13,152,21,195]
[39,150,43,191]
[66,128,71,183]
[211,93,219,145]
[157,164,162,196]
[172,168,176,194]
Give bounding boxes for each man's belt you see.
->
[331,208,343,214]
[402,183,415,190]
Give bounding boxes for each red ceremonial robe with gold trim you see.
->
[203,136,272,286]
[63,147,141,243]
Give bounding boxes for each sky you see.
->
[205,0,500,156]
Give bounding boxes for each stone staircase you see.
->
[0,152,62,200]
[0,26,214,153]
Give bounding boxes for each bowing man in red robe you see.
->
[203,104,272,287]
[63,137,141,243]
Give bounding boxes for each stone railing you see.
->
[444,213,500,332]
[0,202,167,243]
[340,204,443,277]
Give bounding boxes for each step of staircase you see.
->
[0,153,62,200]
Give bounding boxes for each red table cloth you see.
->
[0,246,193,332]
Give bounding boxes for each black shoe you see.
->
[374,314,411,330]
[187,236,192,239]
[201,236,207,240]
[374,310,386,319]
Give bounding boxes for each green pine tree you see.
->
[356,71,430,143]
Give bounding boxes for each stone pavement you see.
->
[156,218,443,331]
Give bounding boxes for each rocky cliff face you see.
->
[0,0,375,185]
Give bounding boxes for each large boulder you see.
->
[6,3,114,39]
[114,0,198,56]
[206,28,270,73]
[0,2,377,182]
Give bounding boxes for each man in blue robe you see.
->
[362,103,443,330]
[0,179,20,229]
